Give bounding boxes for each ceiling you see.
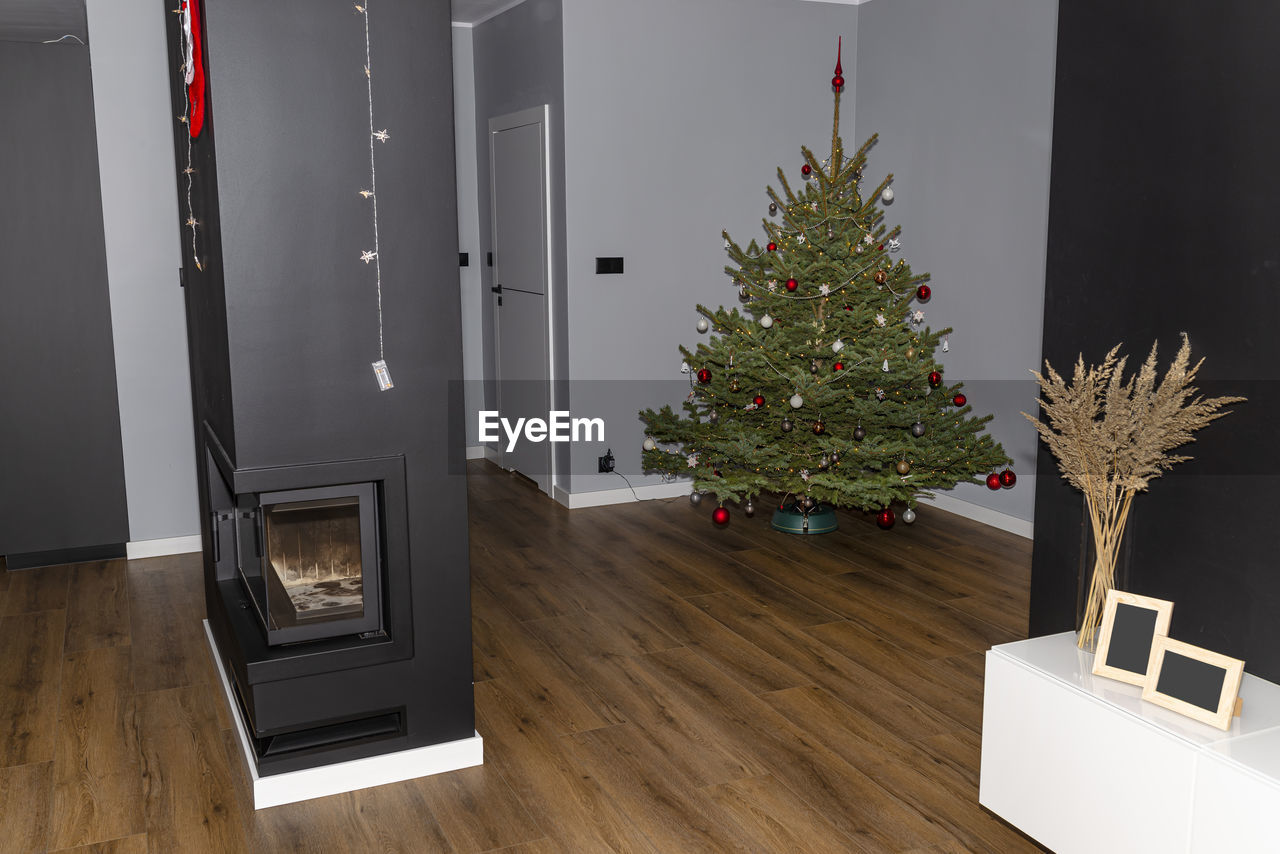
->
[0,0,86,44]
[450,0,872,27]
[450,0,529,27]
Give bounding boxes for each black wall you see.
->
[0,42,129,564]
[1032,3,1280,679]
[171,0,473,764]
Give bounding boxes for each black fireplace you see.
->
[167,0,473,778]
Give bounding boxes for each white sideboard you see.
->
[980,632,1280,853]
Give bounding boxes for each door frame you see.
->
[488,104,556,496]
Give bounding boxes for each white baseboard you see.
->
[203,621,484,810]
[127,534,202,559]
[918,493,1033,539]
[552,480,692,509]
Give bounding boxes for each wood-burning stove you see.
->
[166,0,475,787]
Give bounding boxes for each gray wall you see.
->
[86,0,200,543]
[560,0,859,493]
[471,0,570,482]
[0,39,129,556]
[854,0,1058,523]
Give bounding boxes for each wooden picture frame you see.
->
[1092,589,1174,686]
[1142,636,1245,731]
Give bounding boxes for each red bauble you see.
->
[928,370,942,387]
[753,395,765,406]
[953,393,967,407]
[697,368,711,384]
[785,278,798,292]
[832,74,845,91]
[916,284,932,301]
[767,242,777,252]
[876,508,896,529]
[834,362,844,371]
[712,506,730,526]
[999,469,1017,488]
[878,244,884,251]
[801,164,812,177]
[986,473,1002,491]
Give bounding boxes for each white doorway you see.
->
[489,106,554,495]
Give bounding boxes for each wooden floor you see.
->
[0,460,1043,853]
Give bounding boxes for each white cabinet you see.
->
[981,633,1280,853]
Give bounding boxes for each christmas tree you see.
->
[639,41,1011,529]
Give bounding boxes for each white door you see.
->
[490,107,552,495]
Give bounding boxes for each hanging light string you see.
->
[356,3,391,389]
[174,3,201,270]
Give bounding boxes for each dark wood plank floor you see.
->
[0,460,1043,852]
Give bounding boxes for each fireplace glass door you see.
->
[239,482,382,645]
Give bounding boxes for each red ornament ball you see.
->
[834,362,844,371]
[832,74,845,91]
[1000,469,1017,488]
[712,506,731,526]
[785,277,798,292]
[767,242,777,252]
[697,368,712,384]
[876,508,896,529]
[753,395,765,406]
[878,244,884,251]
[953,393,967,407]
[928,370,942,387]
[986,472,1002,491]
[801,164,812,177]
[916,284,932,301]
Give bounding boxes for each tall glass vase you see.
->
[1075,493,1134,651]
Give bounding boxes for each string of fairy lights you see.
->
[356,2,394,391]
[175,2,201,271]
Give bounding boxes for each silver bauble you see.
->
[902,507,917,524]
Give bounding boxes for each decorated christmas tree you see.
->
[639,41,1012,530]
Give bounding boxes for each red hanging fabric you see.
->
[184,0,206,138]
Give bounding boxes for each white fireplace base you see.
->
[203,620,484,809]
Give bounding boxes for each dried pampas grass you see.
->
[1025,334,1244,649]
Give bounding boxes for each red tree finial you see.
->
[832,36,845,92]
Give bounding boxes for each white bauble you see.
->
[881,187,895,203]
[789,393,803,409]
[902,507,917,524]
[696,317,709,333]
[759,314,774,329]
[642,437,656,451]
[832,339,845,353]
